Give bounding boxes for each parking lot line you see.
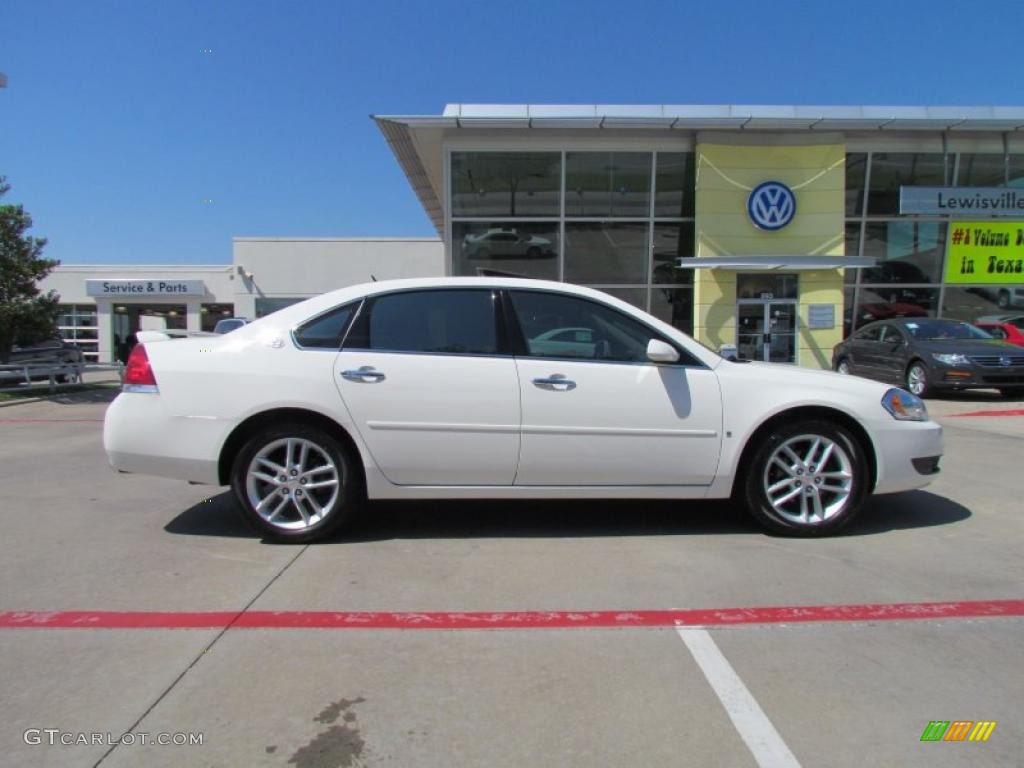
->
[677,625,801,768]
[2,598,1022,630]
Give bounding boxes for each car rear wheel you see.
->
[906,362,931,397]
[740,419,869,536]
[230,423,360,542]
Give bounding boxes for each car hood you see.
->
[725,360,896,398]
[911,339,1023,356]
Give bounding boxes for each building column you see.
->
[95,300,113,363]
[186,301,202,332]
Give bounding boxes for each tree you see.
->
[0,176,60,363]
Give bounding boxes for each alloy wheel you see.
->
[245,437,341,530]
[762,434,854,525]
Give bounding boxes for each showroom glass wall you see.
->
[845,151,1024,336]
[449,151,696,333]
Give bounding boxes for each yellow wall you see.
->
[694,140,846,369]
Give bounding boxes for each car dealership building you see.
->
[43,104,1024,368]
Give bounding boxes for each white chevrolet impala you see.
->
[104,278,943,541]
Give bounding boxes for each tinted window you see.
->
[510,290,679,363]
[294,303,357,349]
[878,325,903,343]
[358,290,498,355]
[904,319,992,340]
[855,325,883,342]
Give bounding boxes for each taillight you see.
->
[123,344,159,393]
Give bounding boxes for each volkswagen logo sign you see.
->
[748,181,796,231]
[1000,356,1012,367]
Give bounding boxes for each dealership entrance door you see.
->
[736,274,798,363]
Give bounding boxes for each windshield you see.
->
[904,319,993,340]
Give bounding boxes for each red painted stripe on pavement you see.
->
[949,408,1024,418]
[1,600,1022,630]
[0,418,103,423]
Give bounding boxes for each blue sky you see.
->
[2,0,1022,265]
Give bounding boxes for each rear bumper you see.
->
[103,392,230,485]
[872,419,944,494]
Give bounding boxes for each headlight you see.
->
[932,352,971,366]
[881,388,929,421]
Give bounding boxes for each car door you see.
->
[847,324,884,377]
[876,324,909,383]
[507,289,723,486]
[333,288,520,486]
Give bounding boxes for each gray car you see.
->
[832,318,1024,398]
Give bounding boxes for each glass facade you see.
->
[450,151,695,334]
[451,148,1024,342]
[846,151,1024,334]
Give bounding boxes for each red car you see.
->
[974,322,1024,347]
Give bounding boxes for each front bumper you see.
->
[872,419,944,495]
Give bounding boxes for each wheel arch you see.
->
[731,405,878,497]
[218,407,366,489]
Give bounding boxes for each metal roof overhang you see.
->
[675,256,877,271]
[373,105,1024,237]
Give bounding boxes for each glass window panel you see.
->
[957,153,1007,187]
[651,286,694,335]
[846,153,867,216]
[451,222,559,280]
[564,222,648,284]
[566,152,651,217]
[450,152,560,218]
[654,152,695,217]
[844,222,861,284]
[868,153,950,215]
[862,221,945,284]
[509,290,658,362]
[942,285,1024,321]
[294,303,357,349]
[1010,155,1024,188]
[851,287,938,332]
[365,290,498,355]
[652,223,695,286]
[586,286,648,312]
[736,274,798,300]
[255,297,304,318]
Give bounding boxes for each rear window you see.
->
[294,303,358,349]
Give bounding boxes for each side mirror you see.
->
[646,339,680,363]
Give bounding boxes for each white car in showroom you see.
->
[104,278,943,542]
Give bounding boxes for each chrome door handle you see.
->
[341,367,386,382]
[532,375,576,391]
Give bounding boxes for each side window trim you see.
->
[341,288,509,358]
[503,288,703,367]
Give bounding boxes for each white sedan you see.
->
[104,278,944,541]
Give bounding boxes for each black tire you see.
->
[230,422,361,542]
[834,357,851,375]
[906,361,931,398]
[738,419,870,537]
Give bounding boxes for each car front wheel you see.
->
[835,358,851,375]
[906,362,931,397]
[230,423,360,542]
[740,420,869,536]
